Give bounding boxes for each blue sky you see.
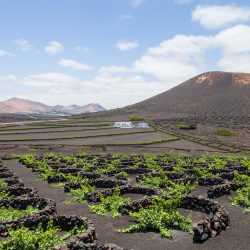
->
[0,0,250,108]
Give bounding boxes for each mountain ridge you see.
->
[0,98,106,115]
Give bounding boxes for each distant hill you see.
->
[0,97,106,115]
[121,71,250,119]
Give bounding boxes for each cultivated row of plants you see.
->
[0,221,86,250]
[0,161,89,250]
[15,152,250,239]
[17,153,250,208]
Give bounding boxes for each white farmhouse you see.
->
[137,122,150,128]
[113,122,134,128]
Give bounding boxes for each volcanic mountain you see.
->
[0,98,106,115]
[118,71,250,119]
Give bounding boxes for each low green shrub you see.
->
[215,129,234,137]
[240,157,250,171]
[140,172,168,189]
[119,197,193,238]
[0,220,86,250]
[176,124,196,130]
[0,206,38,221]
[164,181,197,198]
[90,189,131,217]
[234,173,250,183]
[0,178,7,188]
[68,179,95,204]
[128,115,144,121]
[0,190,13,200]
[114,171,129,180]
[207,156,227,171]
[230,182,250,213]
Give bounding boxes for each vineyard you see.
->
[0,152,249,249]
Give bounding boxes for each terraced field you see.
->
[0,128,157,141]
[0,118,240,154]
[152,117,250,152]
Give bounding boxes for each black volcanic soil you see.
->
[0,131,170,145]
[150,139,222,152]
[0,117,233,155]
[0,128,152,140]
[6,160,250,250]
[153,117,250,151]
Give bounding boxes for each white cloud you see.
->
[44,41,64,55]
[99,66,130,76]
[5,22,250,109]
[18,72,164,108]
[0,50,15,57]
[116,40,139,51]
[135,55,200,84]
[15,39,37,54]
[21,73,81,88]
[192,5,250,29]
[134,25,250,80]
[9,23,250,108]
[214,25,250,55]
[148,35,212,58]
[217,54,250,72]
[58,59,93,71]
[134,35,212,83]
[0,75,16,81]
[214,25,250,72]
[131,0,144,7]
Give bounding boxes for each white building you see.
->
[113,122,134,128]
[137,122,150,128]
[113,122,150,129]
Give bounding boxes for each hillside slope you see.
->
[123,71,250,118]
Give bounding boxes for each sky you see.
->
[0,0,250,109]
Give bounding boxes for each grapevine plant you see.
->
[0,220,86,250]
[89,189,131,217]
[0,206,38,221]
[230,182,250,213]
[114,171,129,180]
[15,152,250,239]
[119,197,193,238]
[163,181,197,198]
[119,182,196,237]
[0,178,7,188]
[0,190,13,200]
[139,172,168,189]
[68,178,95,204]
[230,173,250,213]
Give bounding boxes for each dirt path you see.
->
[6,160,250,250]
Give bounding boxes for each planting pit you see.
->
[179,195,230,242]
[0,185,38,198]
[86,185,160,203]
[0,214,97,250]
[122,193,147,201]
[0,197,56,228]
